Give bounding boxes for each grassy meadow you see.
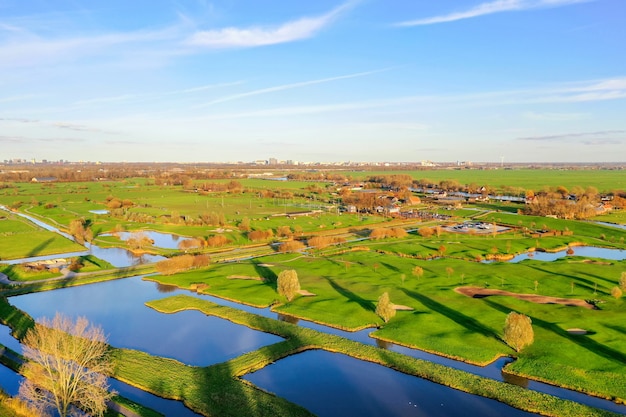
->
[338,168,626,194]
[0,213,84,261]
[1,168,626,416]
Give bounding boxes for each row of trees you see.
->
[370,227,408,240]
[155,254,210,275]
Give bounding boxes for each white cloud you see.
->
[0,24,184,68]
[523,111,587,121]
[517,130,625,141]
[187,1,356,48]
[196,68,388,107]
[395,0,592,27]
[537,77,626,103]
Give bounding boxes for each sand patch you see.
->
[297,289,316,297]
[227,275,266,282]
[393,304,414,311]
[455,286,597,310]
[257,263,274,267]
[567,328,588,335]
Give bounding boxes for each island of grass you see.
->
[149,245,626,404]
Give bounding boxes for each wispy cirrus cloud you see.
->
[395,0,592,27]
[187,1,357,48]
[541,78,626,102]
[0,117,39,123]
[0,23,185,69]
[196,68,388,107]
[517,130,625,141]
[523,111,587,121]
[52,122,120,135]
[0,135,85,143]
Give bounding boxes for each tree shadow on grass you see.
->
[26,237,54,258]
[483,299,626,365]
[251,260,278,292]
[526,264,615,291]
[400,288,498,339]
[602,323,626,336]
[381,262,400,273]
[322,276,375,312]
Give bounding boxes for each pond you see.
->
[9,277,283,367]
[0,363,21,396]
[593,221,626,231]
[244,349,537,417]
[104,230,187,250]
[507,246,626,263]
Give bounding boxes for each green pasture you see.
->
[338,168,626,193]
[0,180,384,245]
[0,214,84,261]
[593,210,626,226]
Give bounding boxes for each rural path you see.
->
[0,269,83,286]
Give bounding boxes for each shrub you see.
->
[279,240,306,253]
[611,286,622,299]
[277,270,300,301]
[206,235,230,247]
[418,227,434,238]
[503,312,534,352]
[248,229,273,242]
[376,292,396,323]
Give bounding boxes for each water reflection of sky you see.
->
[9,277,282,366]
[244,350,537,417]
[105,231,184,250]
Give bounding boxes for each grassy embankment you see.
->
[0,263,156,297]
[0,255,115,282]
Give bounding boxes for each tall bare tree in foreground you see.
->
[503,312,534,352]
[19,313,114,417]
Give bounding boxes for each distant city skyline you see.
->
[1,0,625,163]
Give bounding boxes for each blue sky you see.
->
[1,0,625,163]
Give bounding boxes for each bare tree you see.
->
[503,312,534,352]
[619,271,626,292]
[277,270,300,301]
[19,313,114,417]
[412,265,424,280]
[126,232,152,250]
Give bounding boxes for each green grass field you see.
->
[2,172,626,415]
[0,213,85,261]
[335,168,626,193]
